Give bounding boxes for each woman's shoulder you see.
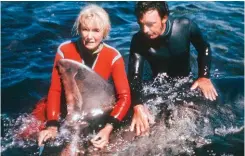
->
[102,43,122,57]
[56,39,78,58]
[58,40,76,50]
[100,43,123,65]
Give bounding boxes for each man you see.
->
[128,2,218,136]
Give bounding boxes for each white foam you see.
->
[215,126,244,136]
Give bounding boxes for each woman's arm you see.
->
[91,56,131,149]
[38,52,63,146]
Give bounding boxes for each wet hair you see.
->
[135,1,169,20]
[73,4,111,38]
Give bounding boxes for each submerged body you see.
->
[115,76,244,155]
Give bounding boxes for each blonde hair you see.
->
[73,4,111,38]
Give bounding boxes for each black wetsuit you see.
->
[128,16,211,106]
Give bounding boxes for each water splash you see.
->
[215,126,244,136]
[113,75,244,155]
[1,114,41,153]
[1,76,244,155]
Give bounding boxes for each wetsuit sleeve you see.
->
[107,57,131,126]
[128,35,145,107]
[190,21,211,78]
[46,53,63,127]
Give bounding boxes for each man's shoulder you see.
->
[131,31,146,45]
[172,16,192,26]
[132,31,144,40]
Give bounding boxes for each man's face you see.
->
[138,9,167,39]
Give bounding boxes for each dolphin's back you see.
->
[75,63,115,111]
[57,59,115,116]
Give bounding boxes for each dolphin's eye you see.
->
[66,68,72,73]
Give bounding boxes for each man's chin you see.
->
[150,35,159,39]
[146,35,158,39]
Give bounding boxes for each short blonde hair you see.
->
[73,4,111,38]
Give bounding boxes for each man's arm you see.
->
[128,34,145,106]
[128,34,152,136]
[128,52,145,106]
[190,21,218,101]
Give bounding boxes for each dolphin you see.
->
[54,59,117,155]
[57,59,115,120]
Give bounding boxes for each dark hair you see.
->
[135,1,169,20]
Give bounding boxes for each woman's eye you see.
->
[82,28,88,31]
[93,29,100,32]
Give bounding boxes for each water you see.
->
[1,1,244,156]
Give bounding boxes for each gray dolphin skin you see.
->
[56,59,116,155]
[57,59,115,120]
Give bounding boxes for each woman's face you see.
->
[80,19,104,51]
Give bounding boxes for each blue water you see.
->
[1,1,244,156]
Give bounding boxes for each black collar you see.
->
[75,38,98,68]
[160,17,172,39]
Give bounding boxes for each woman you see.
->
[36,4,131,149]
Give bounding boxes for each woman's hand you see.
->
[38,126,58,146]
[90,124,113,149]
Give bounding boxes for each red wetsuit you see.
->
[47,39,131,126]
[20,39,131,137]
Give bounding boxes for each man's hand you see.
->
[191,77,218,101]
[91,124,113,149]
[38,126,58,146]
[130,105,154,136]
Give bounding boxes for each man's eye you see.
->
[139,24,144,28]
[146,23,153,27]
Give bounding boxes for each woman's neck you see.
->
[82,42,103,55]
[91,43,103,55]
